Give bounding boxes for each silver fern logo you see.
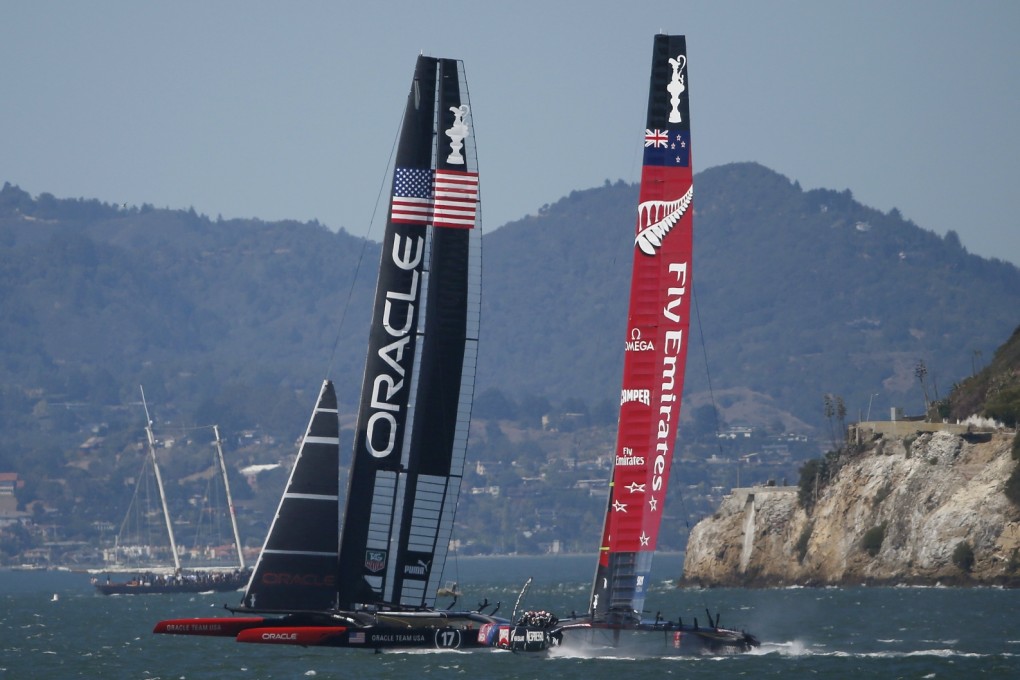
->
[634,185,693,256]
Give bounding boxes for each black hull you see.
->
[96,571,250,596]
[156,609,507,651]
[240,623,493,650]
[500,619,759,655]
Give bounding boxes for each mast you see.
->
[590,34,694,622]
[337,55,480,610]
[389,58,479,607]
[213,425,245,570]
[140,385,180,572]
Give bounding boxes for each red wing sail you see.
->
[591,34,693,622]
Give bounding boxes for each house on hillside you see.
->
[0,472,28,526]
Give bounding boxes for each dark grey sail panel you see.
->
[338,55,480,610]
[241,380,339,612]
[337,55,439,609]
[391,59,480,606]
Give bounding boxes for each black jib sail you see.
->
[242,380,340,611]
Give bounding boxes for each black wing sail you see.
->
[337,56,480,609]
[390,60,479,606]
[241,380,340,611]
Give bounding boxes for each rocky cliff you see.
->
[682,429,1020,586]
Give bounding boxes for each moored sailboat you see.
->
[494,34,759,655]
[94,389,249,595]
[153,54,504,650]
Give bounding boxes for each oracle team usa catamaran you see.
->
[497,34,759,655]
[153,54,511,650]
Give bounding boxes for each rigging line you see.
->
[323,105,404,381]
[175,423,215,432]
[673,279,717,536]
[691,279,727,458]
[157,423,216,439]
[689,279,725,616]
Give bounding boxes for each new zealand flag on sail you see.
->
[643,128,690,167]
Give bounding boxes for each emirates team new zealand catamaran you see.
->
[499,35,759,655]
[153,54,510,651]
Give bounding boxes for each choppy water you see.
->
[2,555,1018,678]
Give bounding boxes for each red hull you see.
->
[236,626,348,646]
[153,617,268,637]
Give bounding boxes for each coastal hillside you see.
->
[683,326,1020,586]
[683,429,1020,586]
[3,163,1020,449]
[2,166,1020,565]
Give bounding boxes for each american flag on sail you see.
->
[390,167,478,229]
[391,167,433,225]
[433,169,478,229]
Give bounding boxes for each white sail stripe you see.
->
[434,179,478,189]
[392,210,433,221]
[434,185,477,193]
[435,188,477,197]
[435,192,476,201]
[433,217,476,226]
[283,492,339,501]
[434,205,476,215]
[393,196,431,205]
[392,203,433,213]
[434,179,478,188]
[434,218,475,227]
[434,190,478,200]
[391,197,432,221]
[434,175,477,184]
[262,548,338,557]
[434,174,478,184]
[303,436,339,445]
[434,200,475,206]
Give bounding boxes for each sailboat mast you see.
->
[213,425,245,570]
[589,34,694,621]
[140,385,180,572]
[337,55,480,610]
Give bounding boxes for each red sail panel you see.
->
[591,35,693,620]
[605,164,692,554]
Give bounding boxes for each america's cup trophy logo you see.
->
[667,54,686,124]
[445,105,470,164]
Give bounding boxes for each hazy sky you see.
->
[3,1,1018,266]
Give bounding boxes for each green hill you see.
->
[481,162,1020,433]
[1,164,1018,561]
